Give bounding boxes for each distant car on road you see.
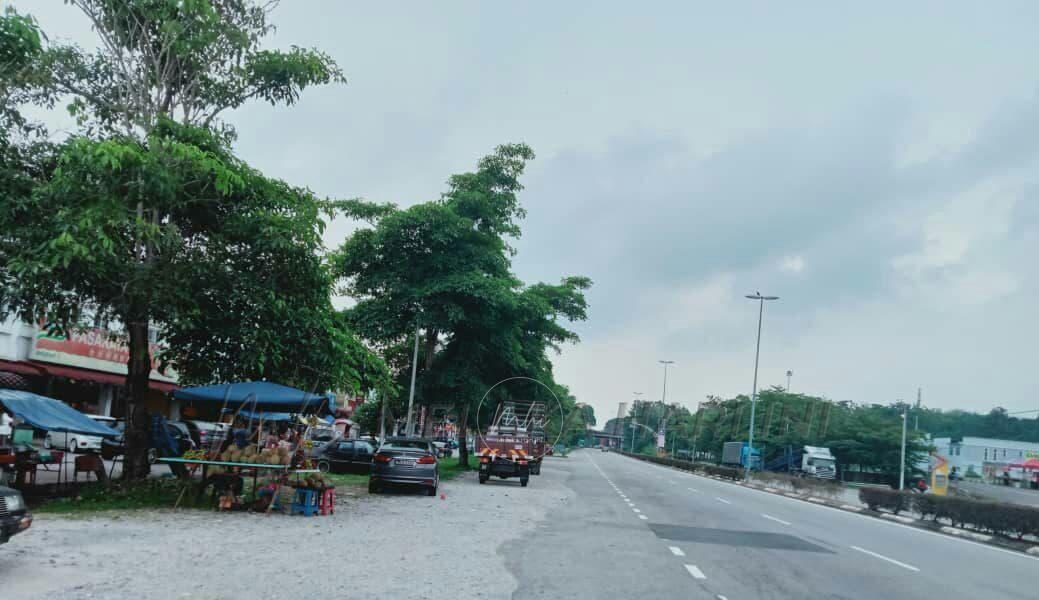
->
[314,439,375,474]
[44,414,117,454]
[369,437,439,496]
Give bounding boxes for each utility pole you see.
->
[899,400,908,491]
[745,292,779,480]
[404,323,420,436]
[378,391,387,442]
[786,370,793,392]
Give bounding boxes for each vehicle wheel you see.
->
[531,463,541,475]
[478,473,489,484]
[520,477,529,487]
[368,481,380,494]
[147,448,158,464]
[317,460,330,474]
[43,436,52,449]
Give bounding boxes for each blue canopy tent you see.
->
[173,381,335,416]
[221,408,293,422]
[0,389,119,437]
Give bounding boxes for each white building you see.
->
[931,436,1039,479]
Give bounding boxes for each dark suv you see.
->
[0,485,31,545]
[101,422,195,463]
[177,420,227,449]
[314,439,376,474]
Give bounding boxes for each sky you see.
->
[17,1,1039,422]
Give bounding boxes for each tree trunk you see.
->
[123,315,153,480]
[457,404,470,469]
[419,329,438,438]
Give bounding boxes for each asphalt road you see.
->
[505,450,1039,600]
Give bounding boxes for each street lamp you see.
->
[899,400,908,491]
[631,392,643,452]
[659,360,675,455]
[786,370,793,392]
[745,292,779,480]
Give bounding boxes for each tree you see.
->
[336,144,591,467]
[1,120,388,477]
[1,1,353,478]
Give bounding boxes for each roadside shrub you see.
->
[910,493,1039,539]
[859,487,911,514]
[704,465,741,480]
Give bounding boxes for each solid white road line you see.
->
[639,514,648,520]
[669,546,685,557]
[684,564,707,579]
[715,497,732,505]
[762,514,791,526]
[850,546,920,572]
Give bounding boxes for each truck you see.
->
[477,400,546,487]
[764,445,837,479]
[721,441,761,469]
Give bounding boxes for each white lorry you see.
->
[801,446,837,479]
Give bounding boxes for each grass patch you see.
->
[34,478,202,514]
[322,472,369,488]
[439,455,478,480]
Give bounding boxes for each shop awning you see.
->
[173,381,334,415]
[0,389,119,437]
[0,359,178,393]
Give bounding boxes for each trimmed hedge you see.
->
[859,487,1039,540]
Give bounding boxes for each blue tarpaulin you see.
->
[221,408,294,422]
[0,389,119,437]
[173,381,334,415]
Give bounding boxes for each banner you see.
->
[30,326,177,383]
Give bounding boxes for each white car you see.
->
[44,414,118,454]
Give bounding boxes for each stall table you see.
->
[156,457,319,510]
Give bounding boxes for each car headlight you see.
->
[5,493,24,512]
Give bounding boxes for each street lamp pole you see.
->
[899,401,908,491]
[786,370,793,393]
[404,322,420,436]
[631,392,643,453]
[745,292,779,481]
[659,360,674,455]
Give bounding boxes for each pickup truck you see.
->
[0,484,32,544]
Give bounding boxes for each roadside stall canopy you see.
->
[174,381,335,415]
[0,389,119,437]
[1009,457,1039,470]
[222,408,294,422]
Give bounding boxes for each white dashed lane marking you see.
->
[639,515,648,520]
[687,487,700,493]
[684,564,707,580]
[850,546,920,572]
[761,514,791,526]
[715,497,732,505]
[668,546,685,557]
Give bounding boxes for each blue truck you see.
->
[721,441,761,469]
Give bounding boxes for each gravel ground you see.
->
[1,463,575,600]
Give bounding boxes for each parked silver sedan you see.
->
[369,437,439,496]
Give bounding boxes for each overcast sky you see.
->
[20,1,1039,421]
